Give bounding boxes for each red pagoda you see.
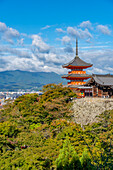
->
[62,39,93,97]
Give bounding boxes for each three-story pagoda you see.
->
[62,39,93,95]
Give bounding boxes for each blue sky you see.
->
[0,0,113,74]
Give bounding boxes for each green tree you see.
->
[80,148,96,170]
[56,138,82,170]
[69,152,82,170]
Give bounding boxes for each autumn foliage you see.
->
[0,84,113,169]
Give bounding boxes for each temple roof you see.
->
[85,74,113,86]
[62,56,93,68]
[62,74,91,78]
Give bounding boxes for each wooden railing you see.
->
[68,71,86,74]
[68,82,86,85]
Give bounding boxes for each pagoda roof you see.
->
[62,74,92,78]
[85,74,113,86]
[62,56,93,68]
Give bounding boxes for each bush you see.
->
[0,121,20,137]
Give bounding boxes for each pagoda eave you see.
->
[63,77,91,80]
[63,65,93,69]
[62,74,92,79]
[62,75,91,78]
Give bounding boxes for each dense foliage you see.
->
[0,84,113,169]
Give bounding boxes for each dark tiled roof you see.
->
[86,74,113,86]
[62,56,93,68]
[62,74,91,78]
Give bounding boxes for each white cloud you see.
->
[1,46,113,75]
[67,27,80,38]
[62,36,71,45]
[79,28,93,39]
[80,49,113,74]
[0,20,113,75]
[4,28,20,44]
[104,66,113,72]
[45,53,65,64]
[0,53,44,72]
[97,25,111,35]
[88,67,107,74]
[79,21,93,30]
[0,22,7,32]
[64,46,74,53]
[86,38,92,43]
[6,28,20,38]
[17,38,24,46]
[55,38,61,41]
[56,28,65,33]
[67,27,93,39]
[0,21,20,44]
[3,38,14,44]
[43,65,64,74]
[31,34,50,53]
[0,51,66,74]
[80,45,109,50]
[41,25,51,30]
[0,45,31,58]
[37,51,68,65]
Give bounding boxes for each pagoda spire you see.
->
[76,38,78,57]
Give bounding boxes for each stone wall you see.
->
[72,98,113,126]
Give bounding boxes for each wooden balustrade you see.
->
[68,82,86,85]
[68,71,86,74]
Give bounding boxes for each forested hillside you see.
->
[0,70,66,90]
[0,84,113,169]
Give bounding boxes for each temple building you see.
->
[85,74,113,97]
[62,39,113,98]
[62,39,93,97]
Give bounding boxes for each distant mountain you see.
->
[0,70,67,91]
